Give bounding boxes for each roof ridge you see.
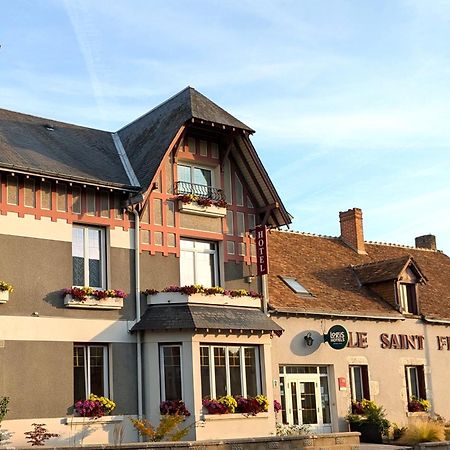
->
[273,229,441,253]
[117,86,192,133]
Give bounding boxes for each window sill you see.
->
[64,415,124,425]
[0,291,10,303]
[202,412,269,421]
[406,411,428,417]
[178,201,226,218]
[64,294,124,310]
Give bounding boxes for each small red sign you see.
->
[255,225,269,276]
[338,377,347,390]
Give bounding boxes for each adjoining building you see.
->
[268,208,450,433]
[0,87,290,446]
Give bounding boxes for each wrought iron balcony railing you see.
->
[175,181,225,201]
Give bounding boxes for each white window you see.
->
[180,239,219,287]
[73,344,109,401]
[349,365,370,401]
[405,365,426,402]
[178,164,213,198]
[200,345,261,399]
[280,276,310,295]
[72,225,106,288]
[398,283,418,315]
[160,344,183,401]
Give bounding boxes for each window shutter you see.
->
[418,366,426,399]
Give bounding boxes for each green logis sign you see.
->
[324,324,349,350]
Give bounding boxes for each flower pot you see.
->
[0,290,9,303]
[350,422,383,444]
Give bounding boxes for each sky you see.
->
[2,0,450,253]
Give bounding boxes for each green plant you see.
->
[0,397,9,423]
[346,399,390,436]
[390,422,407,440]
[397,419,445,445]
[218,395,237,413]
[24,423,59,446]
[408,396,430,412]
[131,414,190,441]
[0,281,13,293]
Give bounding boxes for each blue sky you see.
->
[2,0,450,253]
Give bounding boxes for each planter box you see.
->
[64,294,124,310]
[178,200,226,218]
[147,292,261,309]
[0,290,9,303]
[349,422,383,444]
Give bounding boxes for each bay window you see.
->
[180,239,219,287]
[72,225,106,288]
[74,344,109,401]
[200,345,261,399]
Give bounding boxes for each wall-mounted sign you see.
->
[324,324,349,350]
[255,225,269,276]
[338,377,347,391]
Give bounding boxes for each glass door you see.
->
[284,374,326,432]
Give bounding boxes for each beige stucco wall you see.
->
[270,314,450,430]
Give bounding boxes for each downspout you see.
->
[131,207,143,420]
[262,274,269,314]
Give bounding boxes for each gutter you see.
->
[270,308,405,322]
[422,317,450,325]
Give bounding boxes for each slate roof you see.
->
[118,87,253,192]
[131,304,283,335]
[268,230,450,321]
[352,255,425,284]
[0,108,135,189]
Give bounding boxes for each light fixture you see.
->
[304,332,314,347]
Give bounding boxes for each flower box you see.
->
[147,292,261,308]
[0,290,9,303]
[64,294,124,310]
[178,200,226,218]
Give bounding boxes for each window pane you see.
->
[245,347,258,397]
[408,367,420,399]
[200,347,211,398]
[74,346,86,401]
[229,347,242,395]
[88,229,102,287]
[320,373,331,424]
[195,252,215,287]
[194,168,212,186]
[214,347,227,397]
[351,366,363,401]
[72,228,85,286]
[89,346,105,396]
[180,249,195,285]
[178,165,191,183]
[163,346,182,401]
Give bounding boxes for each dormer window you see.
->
[398,282,418,315]
[177,164,214,198]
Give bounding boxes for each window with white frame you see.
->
[398,283,418,315]
[405,365,426,403]
[72,225,106,288]
[160,344,182,401]
[73,344,109,401]
[349,365,370,401]
[180,239,219,287]
[177,164,214,199]
[200,345,261,399]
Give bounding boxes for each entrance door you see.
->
[285,374,328,432]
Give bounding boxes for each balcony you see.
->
[175,181,227,218]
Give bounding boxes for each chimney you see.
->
[415,234,437,250]
[339,208,366,254]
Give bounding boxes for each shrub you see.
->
[131,414,190,442]
[397,419,445,445]
[24,423,59,446]
[346,399,390,436]
[0,397,9,423]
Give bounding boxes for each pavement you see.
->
[359,444,412,450]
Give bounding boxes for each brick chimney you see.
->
[415,234,437,250]
[339,208,366,254]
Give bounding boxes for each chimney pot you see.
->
[339,208,366,254]
[415,234,437,250]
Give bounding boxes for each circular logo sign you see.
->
[324,325,349,350]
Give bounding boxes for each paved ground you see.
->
[360,444,412,450]
[359,445,412,449]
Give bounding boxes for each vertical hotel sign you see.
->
[255,225,269,276]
